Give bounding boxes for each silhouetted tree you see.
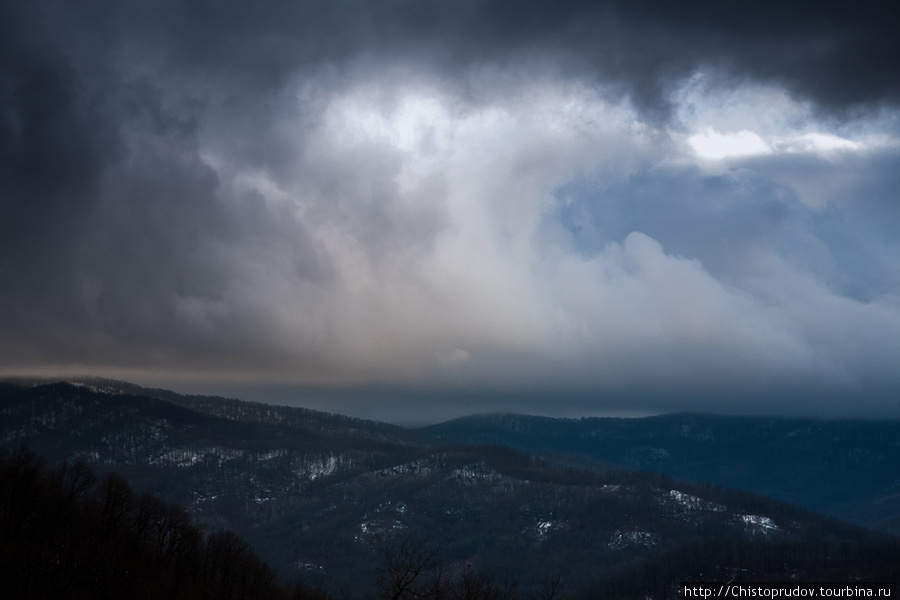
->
[373,534,442,600]
[0,446,323,600]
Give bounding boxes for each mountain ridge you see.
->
[2,378,898,598]
[422,411,900,535]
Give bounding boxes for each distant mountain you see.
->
[2,380,898,599]
[1,375,425,445]
[422,412,900,535]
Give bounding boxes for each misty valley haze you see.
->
[0,0,898,420]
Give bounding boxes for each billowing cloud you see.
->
[1,0,898,421]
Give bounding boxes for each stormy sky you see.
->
[1,0,898,423]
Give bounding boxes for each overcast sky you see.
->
[1,0,898,423]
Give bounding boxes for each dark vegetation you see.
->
[1,379,899,599]
[0,445,330,600]
[424,412,900,535]
[580,535,900,600]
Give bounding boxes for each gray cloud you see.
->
[1,0,898,420]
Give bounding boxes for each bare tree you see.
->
[373,534,442,600]
[452,570,517,600]
[532,573,563,600]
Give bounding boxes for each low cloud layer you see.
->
[1,0,898,420]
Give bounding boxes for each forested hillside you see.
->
[424,412,900,535]
[2,380,898,599]
[0,446,324,599]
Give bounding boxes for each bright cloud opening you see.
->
[688,129,771,160]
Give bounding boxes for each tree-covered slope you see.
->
[423,412,900,535]
[2,380,898,599]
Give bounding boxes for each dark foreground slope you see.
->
[2,380,898,599]
[0,446,322,600]
[423,412,900,536]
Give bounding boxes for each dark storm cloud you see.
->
[196,0,897,116]
[1,0,898,418]
[5,0,898,116]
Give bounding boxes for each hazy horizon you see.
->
[6,374,900,427]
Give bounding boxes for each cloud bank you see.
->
[1,0,898,419]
